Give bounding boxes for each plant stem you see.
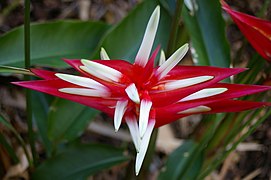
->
[24,0,37,167]
[166,0,184,56]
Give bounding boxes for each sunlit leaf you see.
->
[0,21,110,67]
[182,0,230,67]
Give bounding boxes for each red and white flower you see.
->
[13,6,270,175]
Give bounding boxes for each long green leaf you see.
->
[159,140,203,180]
[0,21,110,67]
[32,92,53,155]
[32,143,128,180]
[92,0,171,61]
[47,99,98,143]
[182,0,230,67]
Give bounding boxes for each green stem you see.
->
[24,0,37,167]
[166,0,184,56]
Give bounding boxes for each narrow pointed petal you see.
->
[178,105,211,114]
[81,59,123,82]
[12,80,115,115]
[155,100,271,127]
[135,6,160,67]
[156,43,189,80]
[184,0,198,14]
[31,69,58,79]
[208,100,271,113]
[159,50,166,66]
[126,115,140,152]
[135,119,155,176]
[139,99,152,138]
[65,59,127,75]
[55,73,106,90]
[150,67,246,107]
[100,47,110,60]
[125,83,140,104]
[164,76,214,90]
[59,88,110,97]
[222,1,271,61]
[180,88,227,102]
[114,100,128,131]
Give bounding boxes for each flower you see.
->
[221,0,271,62]
[13,6,270,175]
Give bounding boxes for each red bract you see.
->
[221,0,271,62]
[13,6,271,175]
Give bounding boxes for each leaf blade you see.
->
[32,143,128,180]
[0,20,110,67]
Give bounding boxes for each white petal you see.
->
[156,43,189,80]
[59,88,110,97]
[126,116,140,152]
[184,0,198,15]
[134,6,160,67]
[139,99,152,138]
[135,119,155,176]
[159,50,166,66]
[100,47,110,60]
[114,100,128,132]
[184,0,193,11]
[180,88,228,102]
[164,76,213,90]
[125,83,140,104]
[55,73,106,90]
[178,106,211,114]
[81,59,122,82]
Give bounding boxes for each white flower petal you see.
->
[135,119,155,176]
[80,59,122,82]
[180,88,228,102]
[114,100,128,132]
[59,88,110,97]
[156,43,189,80]
[126,116,140,152]
[100,47,110,60]
[135,6,160,67]
[184,0,198,15]
[125,83,140,104]
[55,73,106,90]
[139,99,152,138]
[164,76,214,90]
[178,105,211,114]
[159,50,166,66]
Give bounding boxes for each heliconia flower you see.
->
[13,6,270,175]
[221,0,271,62]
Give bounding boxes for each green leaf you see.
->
[32,143,128,180]
[93,0,172,62]
[0,20,110,67]
[0,65,34,75]
[182,0,230,67]
[159,140,203,180]
[47,98,99,143]
[159,0,176,16]
[32,91,53,155]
